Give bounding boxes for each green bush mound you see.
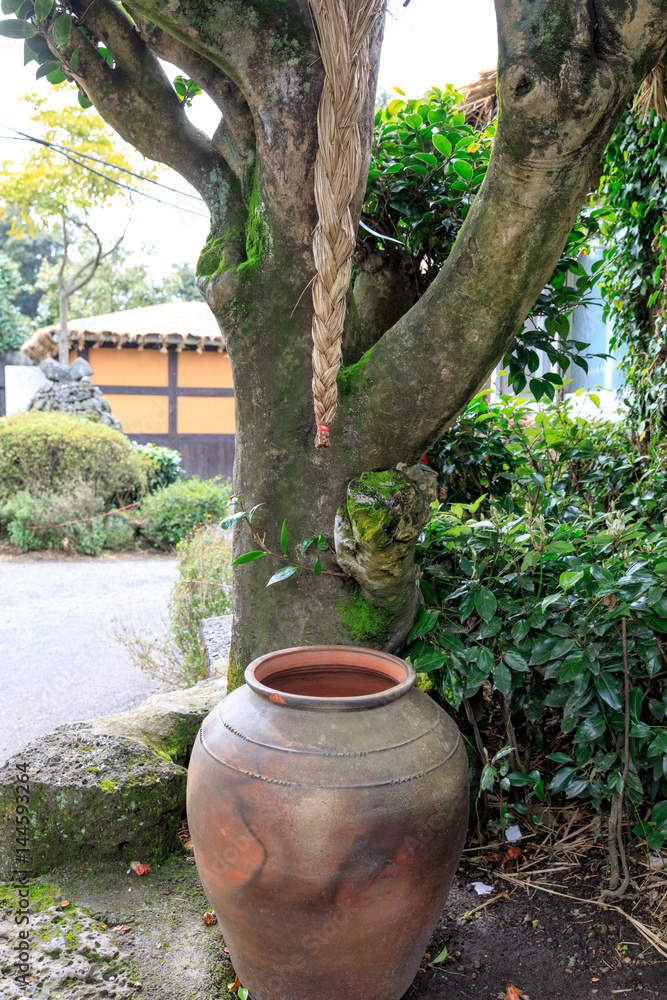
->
[410,393,667,851]
[131,441,183,492]
[0,411,147,505]
[139,476,233,548]
[1,483,106,556]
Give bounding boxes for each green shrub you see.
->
[1,483,106,555]
[103,514,137,551]
[169,525,233,682]
[132,441,183,492]
[0,411,147,505]
[409,393,667,848]
[139,476,233,548]
[114,525,233,686]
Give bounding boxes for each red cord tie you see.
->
[316,423,330,433]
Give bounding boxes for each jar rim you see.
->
[245,645,416,711]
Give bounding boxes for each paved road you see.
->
[0,552,178,766]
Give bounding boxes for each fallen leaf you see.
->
[113,925,131,932]
[130,862,152,876]
[132,984,142,991]
[502,845,522,862]
[431,945,449,964]
[60,900,70,908]
[591,978,600,982]
[602,593,617,609]
[156,941,162,950]
[228,975,241,991]
[506,987,522,1000]
[224,947,230,953]
[203,911,217,926]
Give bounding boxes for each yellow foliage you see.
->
[0,90,157,233]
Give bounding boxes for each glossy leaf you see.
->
[231,550,265,566]
[219,511,247,530]
[52,10,71,46]
[475,586,497,622]
[0,18,37,36]
[266,565,299,587]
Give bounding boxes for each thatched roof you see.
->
[457,61,667,130]
[21,301,225,363]
[459,70,497,130]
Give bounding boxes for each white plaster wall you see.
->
[4,365,49,415]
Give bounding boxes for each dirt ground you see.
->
[410,816,667,1000]
[2,808,665,999]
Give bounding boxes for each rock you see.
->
[0,857,234,1000]
[27,382,123,431]
[200,615,232,679]
[0,727,187,878]
[89,675,228,763]
[0,884,135,999]
[39,357,73,382]
[0,670,227,878]
[69,357,94,381]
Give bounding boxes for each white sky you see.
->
[0,0,498,276]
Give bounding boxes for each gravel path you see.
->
[0,552,178,766]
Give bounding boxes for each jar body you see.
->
[186,646,468,1000]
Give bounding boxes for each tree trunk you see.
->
[58,286,69,366]
[30,0,667,684]
[222,208,433,687]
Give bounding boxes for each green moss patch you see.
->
[337,345,374,397]
[336,591,395,644]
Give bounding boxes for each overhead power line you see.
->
[0,124,210,218]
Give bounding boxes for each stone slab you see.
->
[0,676,227,878]
[0,856,232,999]
[199,615,232,679]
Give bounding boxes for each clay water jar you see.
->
[187,645,468,1000]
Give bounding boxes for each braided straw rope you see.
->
[309,0,383,448]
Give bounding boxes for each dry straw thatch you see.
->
[458,68,498,130]
[21,301,225,363]
[308,0,384,448]
[633,60,667,119]
[458,61,667,127]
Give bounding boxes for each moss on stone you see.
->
[337,345,374,397]
[99,779,118,794]
[64,929,78,949]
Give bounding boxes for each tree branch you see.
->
[61,216,127,296]
[54,0,245,238]
[346,0,667,467]
[128,11,256,186]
